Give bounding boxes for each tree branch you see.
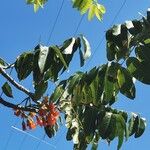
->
[0,97,37,112]
[0,66,37,102]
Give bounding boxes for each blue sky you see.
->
[0,0,150,150]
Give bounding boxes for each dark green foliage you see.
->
[2,6,150,150]
[14,36,91,100]
[15,52,34,81]
[2,82,13,98]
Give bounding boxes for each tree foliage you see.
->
[0,2,150,150]
[26,0,106,21]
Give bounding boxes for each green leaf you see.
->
[68,72,83,94]
[66,128,75,141]
[135,117,146,138]
[79,0,92,15]
[88,4,96,20]
[44,125,55,138]
[62,38,76,54]
[106,42,116,61]
[33,48,44,84]
[94,6,103,21]
[99,112,112,139]
[72,0,83,9]
[135,44,150,62]
[34,3,40,12]
[126,57,150,84]
[83,107,98,137]
[15,52,34,81]
[103,62,119,104]
[52,46,68,69]
[115,114,126,150]
[72,0,105,21]
[103,114,117,140]
[117,66,135,99]
[128,114,138,136]
[97,3,106,14]
[128,20,143,35]
[2,82,13,98]
[27,0,47,12]
[34,81,48,100]
[50,84,64,102]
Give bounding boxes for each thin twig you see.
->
[0,66,37,101]
[0,97,37,112]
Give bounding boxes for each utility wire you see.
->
[4,122,17,150]
[84,0,127,68]
[34,134,46,150]
[73,15,84,36]
[46,0,65,45]
[11,126,56,149]
[3,1,65,149]
[34,0,66,149]
[18,135,27,150]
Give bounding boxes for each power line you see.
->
[11,126,56,149]
[4,122,17,150]
[84,0,127,68]
[18,135,27,150]
[73,15,84,36]
[46,0,65,45]
[34,134,46,150]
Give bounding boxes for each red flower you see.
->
[47,113,56,126]
[36,116,43,127]
[38,109,47,117]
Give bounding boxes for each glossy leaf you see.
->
[115,114,126,150]
[135,44,150,62]
[44,125,55,138]
[72,0,105,21]
[52,46,68,69]
[127,57,150,84]
[15,52,34,81]
[62,38,76,55]
[88,4,96,20]
[99,112,112,139]
[34,81,48,100]
[26,0,47,12]
[2,82,13,98]
[135,117,146,138]
[128,114,138,136]
[117,66,135,99]
[50,84,64,102]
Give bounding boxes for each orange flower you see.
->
[27,119,36,129]
[30,122,36,129]
[47,116,56,126]
[14,109,21,116]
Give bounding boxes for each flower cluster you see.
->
[13,97,59,131]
